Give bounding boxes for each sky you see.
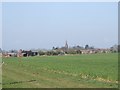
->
[2,2,118,50]
[1,0,119,2]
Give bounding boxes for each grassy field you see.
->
[2,53,118,88]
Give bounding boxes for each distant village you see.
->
[0,41,119,57]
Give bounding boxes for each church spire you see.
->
[65,40,68,49]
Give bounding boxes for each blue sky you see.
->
[2,2,118,50]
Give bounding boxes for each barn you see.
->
[21,50,38,57]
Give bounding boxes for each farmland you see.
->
[2,53,118,88]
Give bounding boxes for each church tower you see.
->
[65,40,68,49]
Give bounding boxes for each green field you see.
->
[2,53,118,88]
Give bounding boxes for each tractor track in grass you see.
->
[1,80,36,85]
[3,66,92,88]
[42,67,118,84]
[3,65,118,88]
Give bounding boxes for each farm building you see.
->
[7,52,17,57]
[21,50,38,57]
